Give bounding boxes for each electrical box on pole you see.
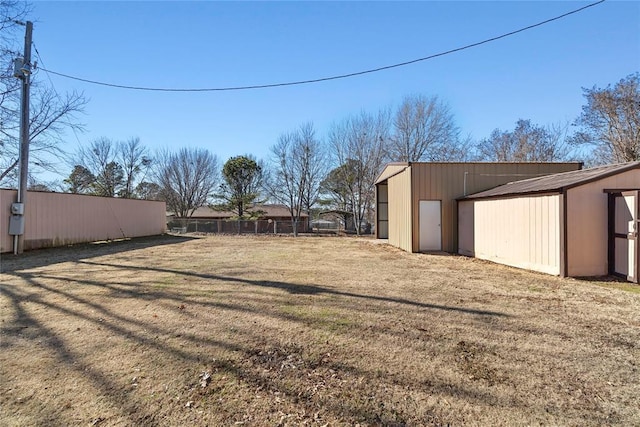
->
[9,215,25,236]
[11,203,24,215]
[13,58,24,78]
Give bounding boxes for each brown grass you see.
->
[1,234,639,426]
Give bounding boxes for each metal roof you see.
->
[460,161,640,200]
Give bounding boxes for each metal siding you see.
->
[1,190,166,253]
[410,163,579,253]
[375,163,410,184]
[566,169,640,277]
[464,162,639,200]
[388,167,412,252]
[459,194,561,275]
[0,190,14,252]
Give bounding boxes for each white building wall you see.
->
[459,194,561,275]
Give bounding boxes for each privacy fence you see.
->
[1,189,166,253]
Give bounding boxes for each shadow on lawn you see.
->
[1,272,251,426]
[76,259,510,318]
[1,243,516,425]
[0,234,196,273]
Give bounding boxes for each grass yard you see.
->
[1,234,639,426]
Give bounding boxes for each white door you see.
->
[419,200,442,251]
[624,192,639,283]
[613,191,639,283]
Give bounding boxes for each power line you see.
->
[32,42,85,152]
[39,0,605,92]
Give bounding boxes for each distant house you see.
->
[169,204,309,234]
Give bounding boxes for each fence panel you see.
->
[1,189,166,253]
[167,219,307,235]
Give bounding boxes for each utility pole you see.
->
[11,21,33,254]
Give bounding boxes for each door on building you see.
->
[419,200,442,251]
[610,191,639,283]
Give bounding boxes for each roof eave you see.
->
[458,188,563,202]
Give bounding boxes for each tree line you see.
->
[53,74,639,235]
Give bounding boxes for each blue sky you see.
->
[28,1,640,179]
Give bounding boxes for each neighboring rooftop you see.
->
[460,161,640,200]
[172,204,308,218]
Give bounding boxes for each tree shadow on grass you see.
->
[0,234,196,273]
[0,235,523,425]
[76,259,510,318]
[1,264,520,426]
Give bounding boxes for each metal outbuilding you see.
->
[457,162,640,281]
[375,162,582,253]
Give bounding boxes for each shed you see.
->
[457,162,640,281]
[375,162,582,253]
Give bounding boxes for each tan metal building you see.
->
[375,162,582,253]
[1,189,166,253]
[457,162,640,281]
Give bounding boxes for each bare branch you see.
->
[572,73,640,164]
[154,147,220,218]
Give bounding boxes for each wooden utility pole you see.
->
[14,21,33,254]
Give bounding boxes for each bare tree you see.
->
[389,94,461,162]
[154,147,220,218]
[433,132,476,162]
[267,123,327,236]
[134,181,162,200]
[328,110,389,235]
[118,137,152,198]
[319,159,360,230]
[73,137,124,197]
[67,137,152,198]
[266,131,305,236]
[0,2,87,186]
[476,119,572,162]
[572,73,640,164]
[299,123,328,218]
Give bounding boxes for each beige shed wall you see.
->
[387,167,413,252]
[1,190,166,253]
[458,195,562,275]
[566,169,640,277]
[410,163,579,253]
[375,163,409,185]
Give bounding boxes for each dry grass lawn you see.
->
[1,234,639,426]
